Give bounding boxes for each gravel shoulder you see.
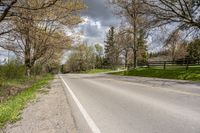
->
[1,76,77,133]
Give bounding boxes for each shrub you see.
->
[0,60,25,80]
[0,74,4,87]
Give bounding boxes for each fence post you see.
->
[186,57,189,70]
[147,63,150,68]
[163,61,166,70]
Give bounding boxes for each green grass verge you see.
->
[110,67,200,81]
[0,76,35,96]
[81,69,113,74]
[0,74,53,128]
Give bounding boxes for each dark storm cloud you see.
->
[78,0,120,44]
[82,0,120,27]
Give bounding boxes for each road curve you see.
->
[61,74,200,133]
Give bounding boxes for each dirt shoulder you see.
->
[1,76,77,133]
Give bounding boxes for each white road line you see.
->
[59,75,101,133]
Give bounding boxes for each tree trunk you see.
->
[125,49,128,69]
[133,50,137,69]
[24,30,32,77]
[26,66,31,77]
[25,54,32,77]
[133,8,138,69]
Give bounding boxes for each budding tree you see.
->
[0,0,85,76]
[110,0,149,68]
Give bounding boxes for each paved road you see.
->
[61,74,200,133]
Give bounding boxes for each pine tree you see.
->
[137,30,148,65]
[104,26,116,68]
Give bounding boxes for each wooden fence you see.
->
[145,58,200,70]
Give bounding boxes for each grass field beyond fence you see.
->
[111,66,200,81]
[0,74,53,128]
[81,69,113,74]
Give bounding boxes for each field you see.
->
[111,66,200,81]
[81,69,113,74]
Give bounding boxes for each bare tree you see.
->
[143,0,200,33]
[0,0,64,35]
[0,0,85,76]
[94,44,104,68]
[115,29,133,68]
[0,0,17,23]
[115,27,148,68]
[66,44,96,72]
[110,0,149,68]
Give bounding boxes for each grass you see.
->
[110,66,200,81]
[0,76,41,99]
[0,74,53,128]
[81,69,113,74]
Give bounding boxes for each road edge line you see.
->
[59,75,101,133]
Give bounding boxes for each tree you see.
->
[115,29,133,68]
[143,0,200,41]
[110,0,149,68]
[1,27,71,75]
[137,30,148,65]
[187,39,200,60]
[0,0,17,23]
[165,30,182,62]
[94,44,104,68]
[143,0,200,29]
[115,27,148,68]
[66,44,96,72]
[0,0,85,76]
[104,26,120,69]
[95,44,104,57]
[0,0,62,36]
[174,42,188,60]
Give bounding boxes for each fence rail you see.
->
[145,58,200,70]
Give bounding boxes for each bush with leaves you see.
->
[0,60,25,80]
[188,39,200,60]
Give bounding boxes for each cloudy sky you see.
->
[77,0,121,45]
[61,0,121,64]
[76,0,159,51]
[1,0,120,63]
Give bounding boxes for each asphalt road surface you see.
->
[60,74,200,133]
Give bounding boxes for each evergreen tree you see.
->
[188,39,200,61]
[137,30,148,65]
[104,26,117,69]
